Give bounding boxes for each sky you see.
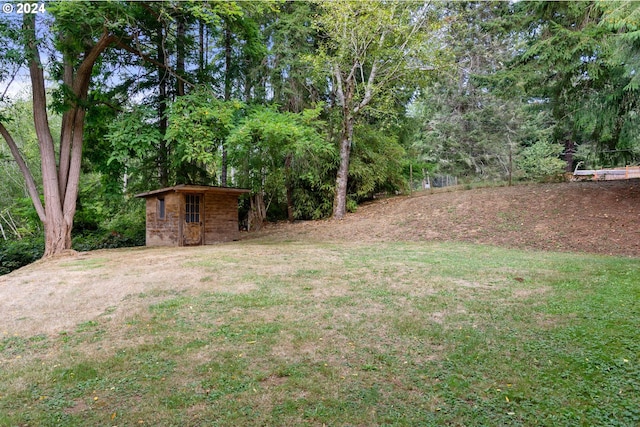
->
[0,9,51,102]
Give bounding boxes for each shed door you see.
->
[183,194,203,246]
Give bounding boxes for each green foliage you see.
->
[0,99,50,239]
[493,1,640,169]
[227,104,334,219]
[312,0,446,87]
[600,1,640,91]
[291,148,337,220]
[349,124,406,200]
[71,177,146,252]
[166,90,244,167]
[71,225,145,252]
[0,17,23,90]
[518,141,566,181]
[405,2,528,182]
[262,1,322,112]
[0,236,44,275]
[410,92,522,180]
[107,106,162,168]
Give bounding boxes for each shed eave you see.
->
[135,185,250,199]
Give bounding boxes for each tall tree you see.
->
[410,2,531,181]
[0,2,203,256]
[0,6,122,256]
[492,1,638,170]
[262,1,321,112]
[312,0,444,219]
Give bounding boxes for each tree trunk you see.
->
[44,216,72,257]
[176,16,186,97]
[248,193,267,231]
[285,154,294,222]
[564,139,575,173]
[25,14,69,257]
[157,25,169,187]
[332,114,354,219]
[221,23,233,186]
[3,14,116,258]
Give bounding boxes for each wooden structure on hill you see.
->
[572,165,640,181]
[135,185,250,247]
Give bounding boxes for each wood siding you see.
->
[145,193,181,246]
[204,193,241,243]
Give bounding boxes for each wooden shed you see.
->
[135,185,250,247]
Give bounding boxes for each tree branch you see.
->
[0,121,45,222]
[58,61,74,198]
[73,30,119,96]
[24,13,62,216]
[334,63,345,106]
[0,66,20,101]
[355,61,377,114]
[115,39,196,90]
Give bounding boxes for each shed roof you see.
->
[135,184,250,199]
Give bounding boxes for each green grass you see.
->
[1,241,639,426]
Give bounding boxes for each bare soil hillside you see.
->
[251,179,640,257]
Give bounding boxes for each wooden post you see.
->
[409,163,413,196]
[508,141,513,187]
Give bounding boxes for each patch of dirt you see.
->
[1,180,638,340]
[251,179,640,257]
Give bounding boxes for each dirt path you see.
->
[1,180,638,339]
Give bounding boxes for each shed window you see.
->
[158,197,165,220]
[185,194,200,223]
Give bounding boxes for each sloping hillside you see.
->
[253,179,640,257]
[1,180,638,338]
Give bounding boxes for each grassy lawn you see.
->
[1,240,639,426]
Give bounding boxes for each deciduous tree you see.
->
[312,0,444,219]
[0,5,122,256]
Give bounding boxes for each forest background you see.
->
[1,1,639,272]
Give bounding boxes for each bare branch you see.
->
[1,66,20,101]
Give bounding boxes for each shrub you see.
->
[0,236,44,275]
[72,219,145,251]
[517,140,566,180]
